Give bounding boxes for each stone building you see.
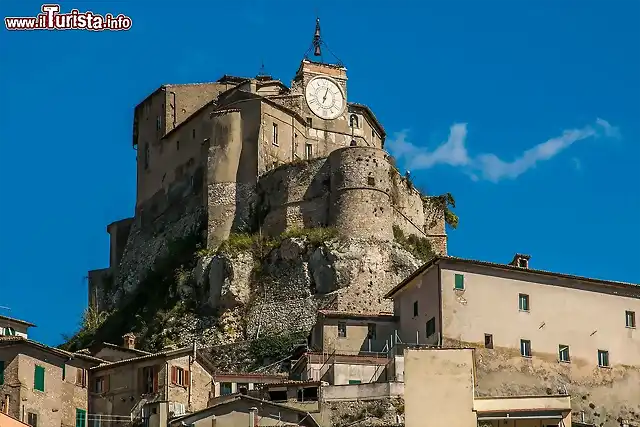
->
[0,336,103,427]
[404,347,573,427]
[87,20,448,313]
[386,254,640,426]
[0,315,35,339]
[88,344,213,425]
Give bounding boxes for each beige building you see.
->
[386,254,640,368]
[309,310,397,355]
[168,394,321,427]
[404,347,573,427]
[209,372,287,398]
[0,336,103,427]
[88,345,213,425]
[0,316,35,339]
[86,334,152,362]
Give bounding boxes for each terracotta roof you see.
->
[90,346,196,371]
[212,372,287,380]
[317,310,397,321]
[98,342,152,356]
[171,393,321,426]
[385,255,640,299]
[0,336,105,364]
[0,314,36,327]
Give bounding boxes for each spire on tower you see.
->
[303,17,343,66]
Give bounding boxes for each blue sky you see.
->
[0,0,638,346]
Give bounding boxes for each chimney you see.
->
[509,253,531,269]
[249,407,258,427]
[122,333,136,349]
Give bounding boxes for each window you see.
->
[350,139,357,147]
[4,327,15,336]
[272,123,278,146]
[349,114,359,128]
[367,323,376,340]
[141,366,156,394]
[305,143,313,159]
[484,334,493,349]
[27,413,37,427]
[426,317,436,338]
[413,301,419,317]
[598,350,609,367]
[338,322,347,338]
[306,117,312,127]
[143,143,150,170]
[75,368,87,388]
[367,176,375,186]
[176,140,180,151]
[94,376,109,393]
[348,380,361,384]
[192,128,196,139]
[517,258,528,268]
[75,408,87,427]
[34,365,45,392]
[559,345,570,362]
[156,116,161,130]
[237,383,249,395]
[520,339,531,357]
[62,365,66,381]
[171,366,189,387]
[0,360,4,385]
[220,382,232,395]
[519,294,530,312]
[626,311,636,328]
[454,274,464,290]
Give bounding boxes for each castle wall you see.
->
[258,102,307,173]
[134,83,228,209]
[329,147,394,242]
[206,105,259,248]
[259,158,330,237]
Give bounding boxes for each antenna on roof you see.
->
[256,59,272,81]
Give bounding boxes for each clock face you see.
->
[305,76,345,120]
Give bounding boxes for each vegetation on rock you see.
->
[392,225,435,262]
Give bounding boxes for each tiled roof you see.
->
[99,342,152,356]
[0,336,105,363]
[90,346,195,370]
[318,310,397,321]
[385,255,640,299]
[212,372,287,379]
[171,393,321,426]
[0,314,36,327]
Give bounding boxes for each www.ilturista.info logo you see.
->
[5,4,132,31]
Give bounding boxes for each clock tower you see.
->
[291,18,349,127]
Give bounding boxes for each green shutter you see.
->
[75,408,87,427]
[34,365,45,392]
[454,274,464,290]
[0,361,4,385]
[348,380,361,384]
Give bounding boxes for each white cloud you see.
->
[386,119,619,183]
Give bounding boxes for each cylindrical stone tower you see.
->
[328,147,394,241]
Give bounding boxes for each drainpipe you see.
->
[4,394,8,414]
[249,407,257,427]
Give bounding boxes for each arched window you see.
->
[5,327,16,336]
[349,114,359,128]
[350,140,357,147]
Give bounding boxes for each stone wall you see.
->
[444,338,640,427]
[255,146,447,252]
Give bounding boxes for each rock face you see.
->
[195,236,425,344]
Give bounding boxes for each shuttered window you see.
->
[75,408,87,427]
[34,365,45,392]
[0,360,4,385]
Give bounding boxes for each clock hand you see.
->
[323,88,329,103]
